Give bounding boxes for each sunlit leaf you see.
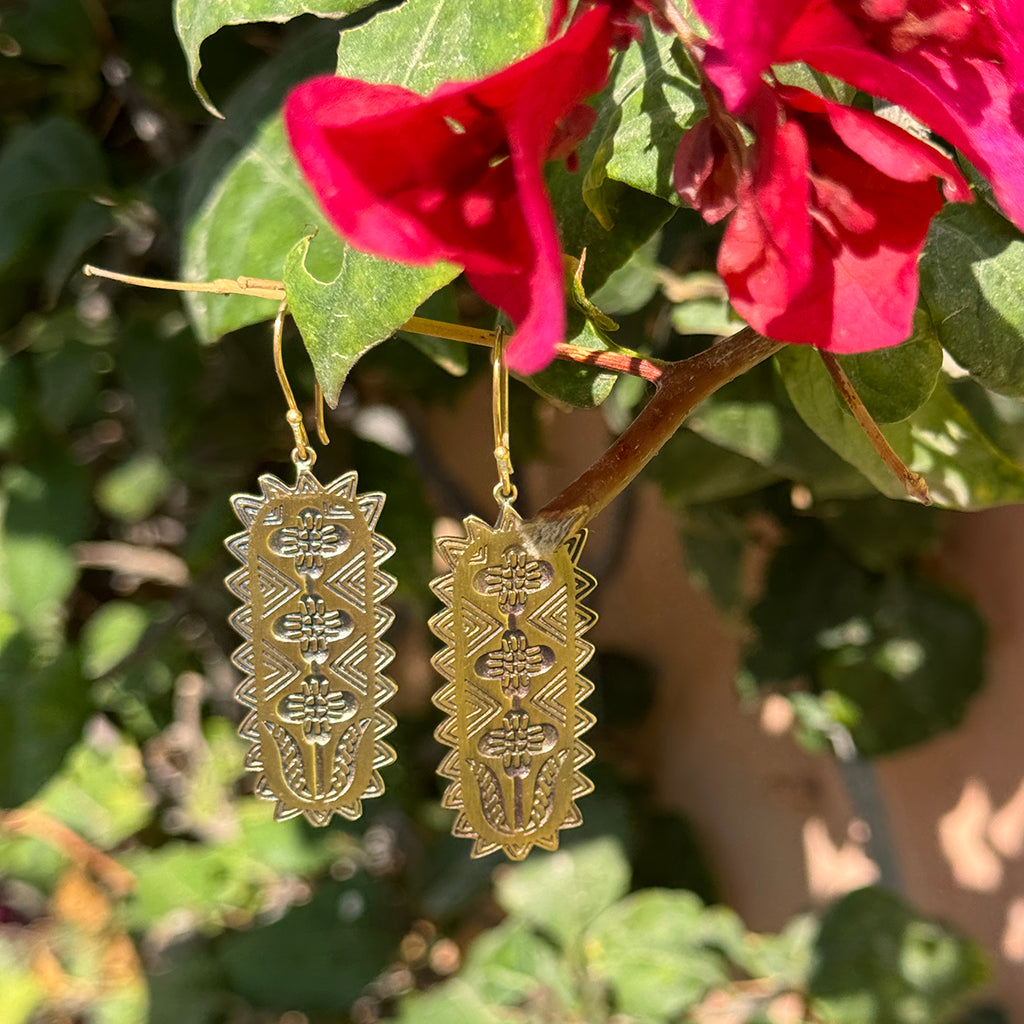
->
[285,234,456,406]
[283,0,551,402]
[36,730,152,848]
[95,454,174,523]
[778,347,1024,508]
[920,201,1024,397]
[494,837,630,951]
[582,25,703,217]
[80,602,152,679]
[173,0,377,117]
[584,890,733,1019]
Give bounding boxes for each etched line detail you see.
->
[430,509,597,860]
[227,469,396,826]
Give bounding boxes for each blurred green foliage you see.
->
[0,0,1022,1021]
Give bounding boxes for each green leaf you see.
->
[647,428,781,506]
[679,508,750,613]
[80,602,153,679]
[173,0,377,117]
[283,0,551,402]
[95,453,174,523]
[0,457,91,638]
[591,233,662,316]
[672,297,744,337]
[686,364,878,499]
[0,116,106,279]
[837,324,943,424]
[584,890,733,1020]
[920,201,1024,397]
[778,346,1024,508]
[810,888,989,1024]
[36,731,153,848]
[816,574,986,757]
[0,937,45,1024]
[460,919,575,1009]
[285,234,457,405]
[398,981,517,1024]
[743,531,986,757]
[527,317,618,408]
[0,627,90,806]
[181,24,341,341]
[583,26,703,216]
[216,876,402,1011]
[335,0,549,84]
[182,115,341,341]
[820,498,944,574]
[549,165,675,302]
[494,837,630,951]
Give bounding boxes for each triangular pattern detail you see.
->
[231,494,264,529]
[260,640,301,700]
[254,556,302,617]
[229,606,253,640]
[458,600,504,658]
[328,633,370,696]
[462,679,503,738]
[231,642,254,675]
[257,474,291,501]
[357,492,385,529]
[324,550,369,611]
[325,471,357,500]
[530,667,569,726]
[526,585,570,645]
[225,533,249,565]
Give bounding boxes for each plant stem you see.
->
[524,328,784,551]
[82,264,668,382]
[818,351,931,505]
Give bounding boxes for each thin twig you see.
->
[523,328,784,552]
[81,264,667,382]
[818,351,931,505]
[83,264,285,301]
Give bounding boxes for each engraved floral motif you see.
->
[279,675,357,745]
[475,629,554,697]
[475,544,553,614]
[478,709,557,779]
[271,508,348,579]
[274,594,353,664]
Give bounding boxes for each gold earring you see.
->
[225,303,397,825]
[429,328,598,859]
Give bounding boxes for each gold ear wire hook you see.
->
[272,300,329,466]
[491,326,517,509]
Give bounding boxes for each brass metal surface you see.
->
[226,468,397,824]
[429,507,597,859]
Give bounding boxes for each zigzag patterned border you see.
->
[226,468,397,826]
[429,507,597,859]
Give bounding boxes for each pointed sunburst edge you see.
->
[226,468,397,827]
[429,510,597,859]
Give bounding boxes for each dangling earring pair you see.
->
[226,314,597,859]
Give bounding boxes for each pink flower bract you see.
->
[284,7,614,374]
[695,0,1024,229]
[719,87,970,352]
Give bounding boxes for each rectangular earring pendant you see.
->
[429,506,597,860]
[226,467,397,826]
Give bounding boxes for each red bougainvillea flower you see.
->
[692,86,970,351]
[694,0,1024,229]
[285,7,614,375]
